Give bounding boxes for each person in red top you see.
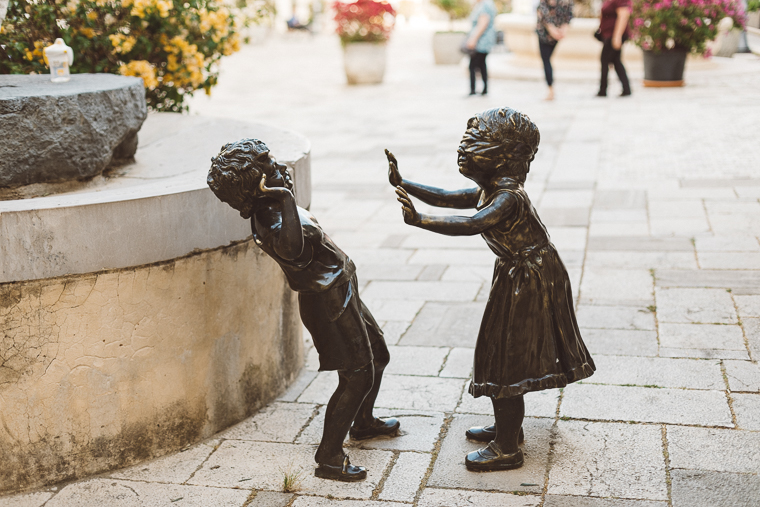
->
[597,0,632,97]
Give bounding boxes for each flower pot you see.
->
[747,26,760,56]
[342,42,387,85]
[433,31,467,65]
[642,48,687,87]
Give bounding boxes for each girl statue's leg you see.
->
[465,395,525,471]
[315,362,374,481]
[349,354,400,439]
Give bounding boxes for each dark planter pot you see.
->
[642,48,688,87]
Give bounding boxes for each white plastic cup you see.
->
[43,38,74,83]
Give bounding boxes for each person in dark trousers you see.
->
[536,0,573,101]
[597,0,632,97]
[465,0,497,96]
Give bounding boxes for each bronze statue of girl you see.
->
[207,139,399,482]
[388,107,595,471]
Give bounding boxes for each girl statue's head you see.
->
[459,107,540,180]
[207,138,273,219]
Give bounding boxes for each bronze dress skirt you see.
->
[469,186,595,399]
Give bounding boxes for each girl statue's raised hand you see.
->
[386,107,595,472]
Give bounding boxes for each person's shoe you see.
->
[315,455,367,482]
[481,89,488,95]
[349,417,400,440]
[469,90,477,96]
[620,90,632,97]
[465,425,524,444]
[465,441,524,471]
[596,91,607,97]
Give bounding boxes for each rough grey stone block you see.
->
[378,451,430,502]
[732,393,760,430]
[667,426,760,473]
[544,496,667,507]
[400,302,486,347]
[0,74,147,187]
[418,489,541,506]
[671,470,760,507]
[580,328,659,356]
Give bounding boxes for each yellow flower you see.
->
[79,27,96,38]
[109,34,137,54]
[156,0,172,18]
[25,49,34,61]
[119,60,159,89]
[86,10,98,21]
[96,0,110,5]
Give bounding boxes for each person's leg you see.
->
[598,40,612,96]
[351,356,390,429]
[611,47,631,95]
[316,362,374,466]
[539,41,556,99]
[480,52,489,94]
[469,54,478,95]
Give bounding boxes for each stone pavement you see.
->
[5,26,760,507]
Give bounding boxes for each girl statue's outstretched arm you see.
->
[395,186,516,236]
[386,149,479,209]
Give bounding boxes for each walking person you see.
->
[465,0,497,96]
[536,0,573,101]
[597,0,632,96]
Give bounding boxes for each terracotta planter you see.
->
[342,42,387,85]
[433,31,467,65]
[642,48,687,87]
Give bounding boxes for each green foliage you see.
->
[432,0,471,20]
[0,0,240,112]
[748,0,760,12]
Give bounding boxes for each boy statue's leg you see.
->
[349,355,400,439]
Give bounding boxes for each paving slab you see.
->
[744,318,760,360]
[561,384,733,426]
[667,426,760,473]
[580,328,659,357]
[427,415,552,494]
[583,252,697,270]
[723,360,760,392]
[576,305,656,331]
[655,270,760,293]
[407,249,496,266]
[417,488,541,507]
[698,252,760,270]
[546,226,588,251]
[46,479,250,507]
[735,295,760,317]
[109,440,218,484]
[670,470,760,507]
[373,374,466,412]
[278,371,319,402]
[658,323,747,356]
[188,441,392,499]
[457,388,560,419]
[220,402,318,443]
[587,237,691,252]
[400,302,486,347]
[297,371,339,405]
[377,451,431,502]
[544,496,667,507]
[291,497,398,506]
[384,345,449,376]
[593,191,647,210]
[0,491,54,507]
[548,420,667,501]
[357,263,424,281]
[361,281,481,302]
[655,288,737,324]
[441,265,495,282]
[358,298,425,322]
[380,320,412,346]
[732,393,760,431]
[246,491,292,506]
[579,269,654,306]
[586,356,724,390]
[439,348,474,378]
[589,223,650,237]
[694,236,760,252]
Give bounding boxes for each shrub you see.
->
[332,0,396,45]
[432,0,471,22]
[0,0,241,111]
[631,0,746,55]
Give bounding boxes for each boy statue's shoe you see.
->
[465,425,524,444]
[315,455,367,482]
[349,417,400,440]
[465,441,524,472]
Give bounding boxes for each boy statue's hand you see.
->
[385,149,402,187]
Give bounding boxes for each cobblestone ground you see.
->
[6,27,760,507]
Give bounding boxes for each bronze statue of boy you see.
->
[207,139,399,482]
[388,107,595,471]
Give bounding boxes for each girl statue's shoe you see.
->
[465,441,524,471]
[466,425,524,443]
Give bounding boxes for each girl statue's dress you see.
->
[470,184,594,400]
